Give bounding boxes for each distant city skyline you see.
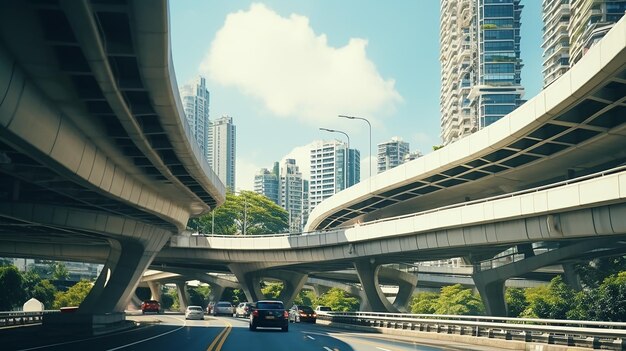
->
[170,1,544,190]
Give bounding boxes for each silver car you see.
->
[185,305,204,320]
[212,301,234,316]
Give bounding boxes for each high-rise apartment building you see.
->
[542,0,571,87]
[377,137,410,174]
[440,0,525,145]
[309,140,360,211]
[302,179,309,229]
[210,115,236,190]
[542,0,625,87]
[254,163,279,205]
[569,0,626,64]
[280,159,304,233]
[180,76,210,162]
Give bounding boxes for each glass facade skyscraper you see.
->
[473,0,525,129]
[440,0,525,145]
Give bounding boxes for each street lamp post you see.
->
[338,115,372,179]
[320,127,350,189]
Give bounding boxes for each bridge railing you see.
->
[0,311,58,327]
[320,311,626,350]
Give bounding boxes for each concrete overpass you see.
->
[1,0,626,320]
[0,0,225,324]
[305,14,626,232]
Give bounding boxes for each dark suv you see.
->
[249,300,288,332]
[289,305,316,323]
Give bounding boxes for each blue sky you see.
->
[170,1,544,190]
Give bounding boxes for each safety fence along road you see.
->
[320,312,626,350]
[0,311,57,327]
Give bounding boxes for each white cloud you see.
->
[360,155,377,181]
[236,157,263,191]
[201,3,402,125]
[281,141,319,180]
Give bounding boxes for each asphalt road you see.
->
[3,313,503,351]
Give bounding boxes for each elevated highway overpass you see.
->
[0,0,225,321]
[1,0,626,322]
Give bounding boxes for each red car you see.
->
[141,300,161,314]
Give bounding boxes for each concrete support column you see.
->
[78,241,120,313]
[209,284,225,302]
[230,265,264,302]
[130,293,143,309]
[275,271,308,308]
[473,276,507,316]
[354,259,398,312]
[148,281,162,302]
[176,282,189,312]
[562,263,582,291]
[378,266,418,312]
[313,284,330,297]
[79,239,161,314]
[472,238,615,316]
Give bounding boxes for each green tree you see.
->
[410,292,438,314]
[433,284,483,315]
[317,288,359,312]
[261,282,283,299]
[0,265,25,310]
[53,280,92,309]
[522,276,574,319]
[576,256,626,289]
[221,288,246,305]
[161,293,174,310]
[187,286,210,307]
[294,290,317,307]
[52,262,69,281]
[31,280,57,309]
[586,271,626,321]
[166,287,179,310]
[188,191,288,235]
[505,288,527,317]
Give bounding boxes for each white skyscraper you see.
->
[377,137,410,174]
[180,76,210,162]
[210,115,236,190]
[280,159,304,233]
[309,140,360,211]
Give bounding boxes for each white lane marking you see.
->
[107,315,187,350]
[323,347,333,351]
[306,335,315,340]
[376,347,392,351]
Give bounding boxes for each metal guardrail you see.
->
[320,312,626,350]
[0,311,58,327]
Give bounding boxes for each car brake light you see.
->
[252,310,259,317]
[283,311,289,318]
